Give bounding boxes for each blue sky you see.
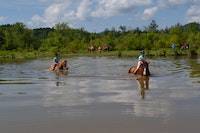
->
[1,0,200,32]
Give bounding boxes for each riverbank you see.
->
[0,48,199,59]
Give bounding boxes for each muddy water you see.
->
[0,56,200,133]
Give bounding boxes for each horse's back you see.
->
[128,66,143,75]
[128,66,136,73]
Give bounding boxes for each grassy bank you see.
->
[0,48,199,59]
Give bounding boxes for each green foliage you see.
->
[0,21,200,54]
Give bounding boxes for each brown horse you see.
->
[49,60,68,71]
[88,45,96,52]
[128,62,150,76]
[102,44,109,52]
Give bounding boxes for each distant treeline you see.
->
[0,20,200,53]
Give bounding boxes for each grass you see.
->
[0,48,199,59]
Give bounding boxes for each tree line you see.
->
[0,20,200,53]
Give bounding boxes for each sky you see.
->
[1,0,200,32]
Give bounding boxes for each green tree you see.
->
[148,20,158,32]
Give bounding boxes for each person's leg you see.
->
[53,63,57,70]
[134,62,141,74]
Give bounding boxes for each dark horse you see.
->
[128,62,150,76]
[49,60,68,71]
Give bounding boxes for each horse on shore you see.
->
[128,62,150,76]
[102,44,109,52]
[88,45,96,52]
[49,60,68,71]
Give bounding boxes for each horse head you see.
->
[142,62,150,76]
[57,60,68,70]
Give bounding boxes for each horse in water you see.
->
[128,62,150,76]
[49,60,68,71]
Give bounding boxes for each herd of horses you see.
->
[88,44,109,53]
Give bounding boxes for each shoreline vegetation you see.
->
[0,21,200,60]
[0,48,199,59]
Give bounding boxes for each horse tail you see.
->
[128,68,131,73]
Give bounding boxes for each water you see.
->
[0,56,200,133]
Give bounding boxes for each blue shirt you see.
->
[53,57,60,63]
[138,55,146,62]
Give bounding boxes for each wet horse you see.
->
[128,62,150,76]
[49,60,68,71]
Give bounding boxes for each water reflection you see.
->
[1,56,200,133]
[54,70,68,86]
[135,76,149,99]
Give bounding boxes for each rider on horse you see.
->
[53,53,60,70]
[134,50,147,74]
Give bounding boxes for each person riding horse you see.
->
[52,53,60,70]
[128,50,150,76]
[49,60,68,71]
[134,50,147,74]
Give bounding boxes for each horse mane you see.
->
[143,62,148,67]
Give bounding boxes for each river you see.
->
[0,56,200,133]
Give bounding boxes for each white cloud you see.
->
[27,0,200,30]
[91,0,153,18]
[76,0,91,20]
[158,0,195,9]
[38,0,69,3]
[28,15,44,26]
[29,0,92,28]
[29,0,154,28]
[0,16,6,22]
[142,7,158,20]
[29,2,71,27]
[186,5,200,23]
[157,0,200,24]
[168,0,191,5]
